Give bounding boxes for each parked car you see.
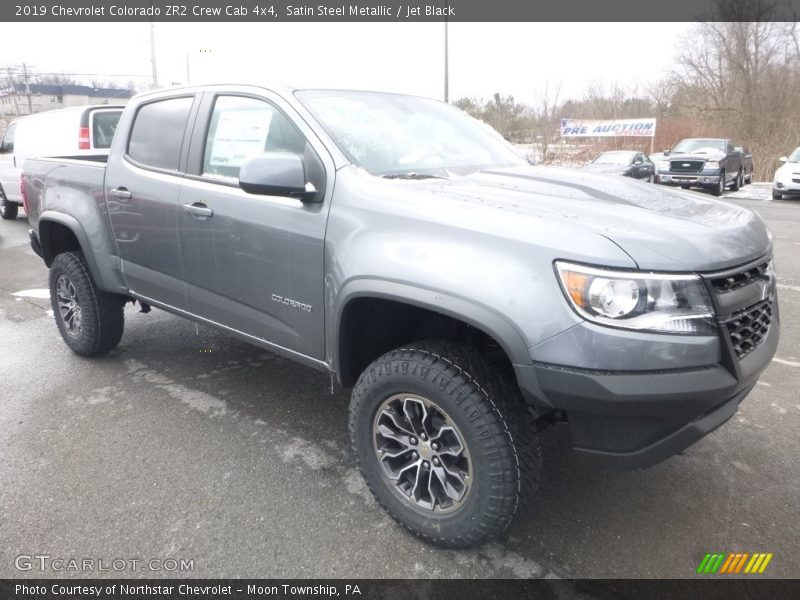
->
[772,147,800,200]
[735,146,754,184]
[23,85,779,548]
[581,150,656,182]
[655,138,745,196]
[0,104,123,220]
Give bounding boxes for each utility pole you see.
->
[21,63,33,114]
[149,22,159,89]
[185,53,190,84]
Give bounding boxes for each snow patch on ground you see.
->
[12,288,50,299]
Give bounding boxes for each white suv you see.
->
[0,105,123,220]
[773,147,800,200]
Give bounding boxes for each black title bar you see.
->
[4,0,800,22]
[2,579,799,600]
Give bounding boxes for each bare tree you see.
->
[530,82,562,162]
[672,7,800,179]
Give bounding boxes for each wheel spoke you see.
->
[402,397,430,437]
[377,409,415,437]
[432,464,465,501]
[412,464,434,510]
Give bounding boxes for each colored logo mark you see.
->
[697,552,773,574]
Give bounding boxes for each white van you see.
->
[0,104,123,219]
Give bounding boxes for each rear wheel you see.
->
[49,251,126,356]
[712,171,726,196]
[349,340,541,548]
[0,187,18,220]
[730,169,742,191]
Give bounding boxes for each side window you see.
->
[202,96,307,180]
[91,111,121,150]
[0,123,16,153]
[128,97,193,171]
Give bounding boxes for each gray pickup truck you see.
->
[23,85,779,548]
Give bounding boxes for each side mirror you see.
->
[779,156,787,163]
[238,153,319,202]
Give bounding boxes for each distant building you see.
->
[0,84,133,116]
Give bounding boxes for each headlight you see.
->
[656,161,669,170]
[705,161,720,169]
[555,261,716,334]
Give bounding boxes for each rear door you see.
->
[177,90,330,360]
[105,95,199,309]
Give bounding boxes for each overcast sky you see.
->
[0,22,690,104]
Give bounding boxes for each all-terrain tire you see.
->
[49,251,126,356]
[349,340,541,548]
[0,186,18,220]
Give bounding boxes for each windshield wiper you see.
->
[381,172,449,180]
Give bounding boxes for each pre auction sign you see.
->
[560,118,656,137]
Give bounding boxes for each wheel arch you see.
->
[331,279,532,387]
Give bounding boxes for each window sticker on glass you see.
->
[208,108,273,169]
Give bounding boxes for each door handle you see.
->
[109,187,132,200]
[183,202,213,218]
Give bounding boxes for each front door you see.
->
[178,93,329,360]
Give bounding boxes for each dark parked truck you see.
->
[656,138,745,195]
[23,85,780,547]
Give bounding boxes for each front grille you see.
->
[670,160,704,172]
[720,299,773,359]
[792,178,800,184]
[709,260,770,293]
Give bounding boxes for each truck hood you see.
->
[665,151,725,162]
[412,165,770,271]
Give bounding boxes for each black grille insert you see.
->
[709,261,770,293]
[721,299,773,359]
[670,160,704,172]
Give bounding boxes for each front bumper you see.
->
[514,284,779,470]
[773,182,800,196]
[658,172,720,187]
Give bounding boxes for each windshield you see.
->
[592,151,635,165]
[788,147,800,162]
[671,139,726,154]
[295,90,526,177]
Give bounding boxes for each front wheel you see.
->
[772,192,782,200]
[349,341,540,548]
[0,187,18,220]
[49,251,126,356]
